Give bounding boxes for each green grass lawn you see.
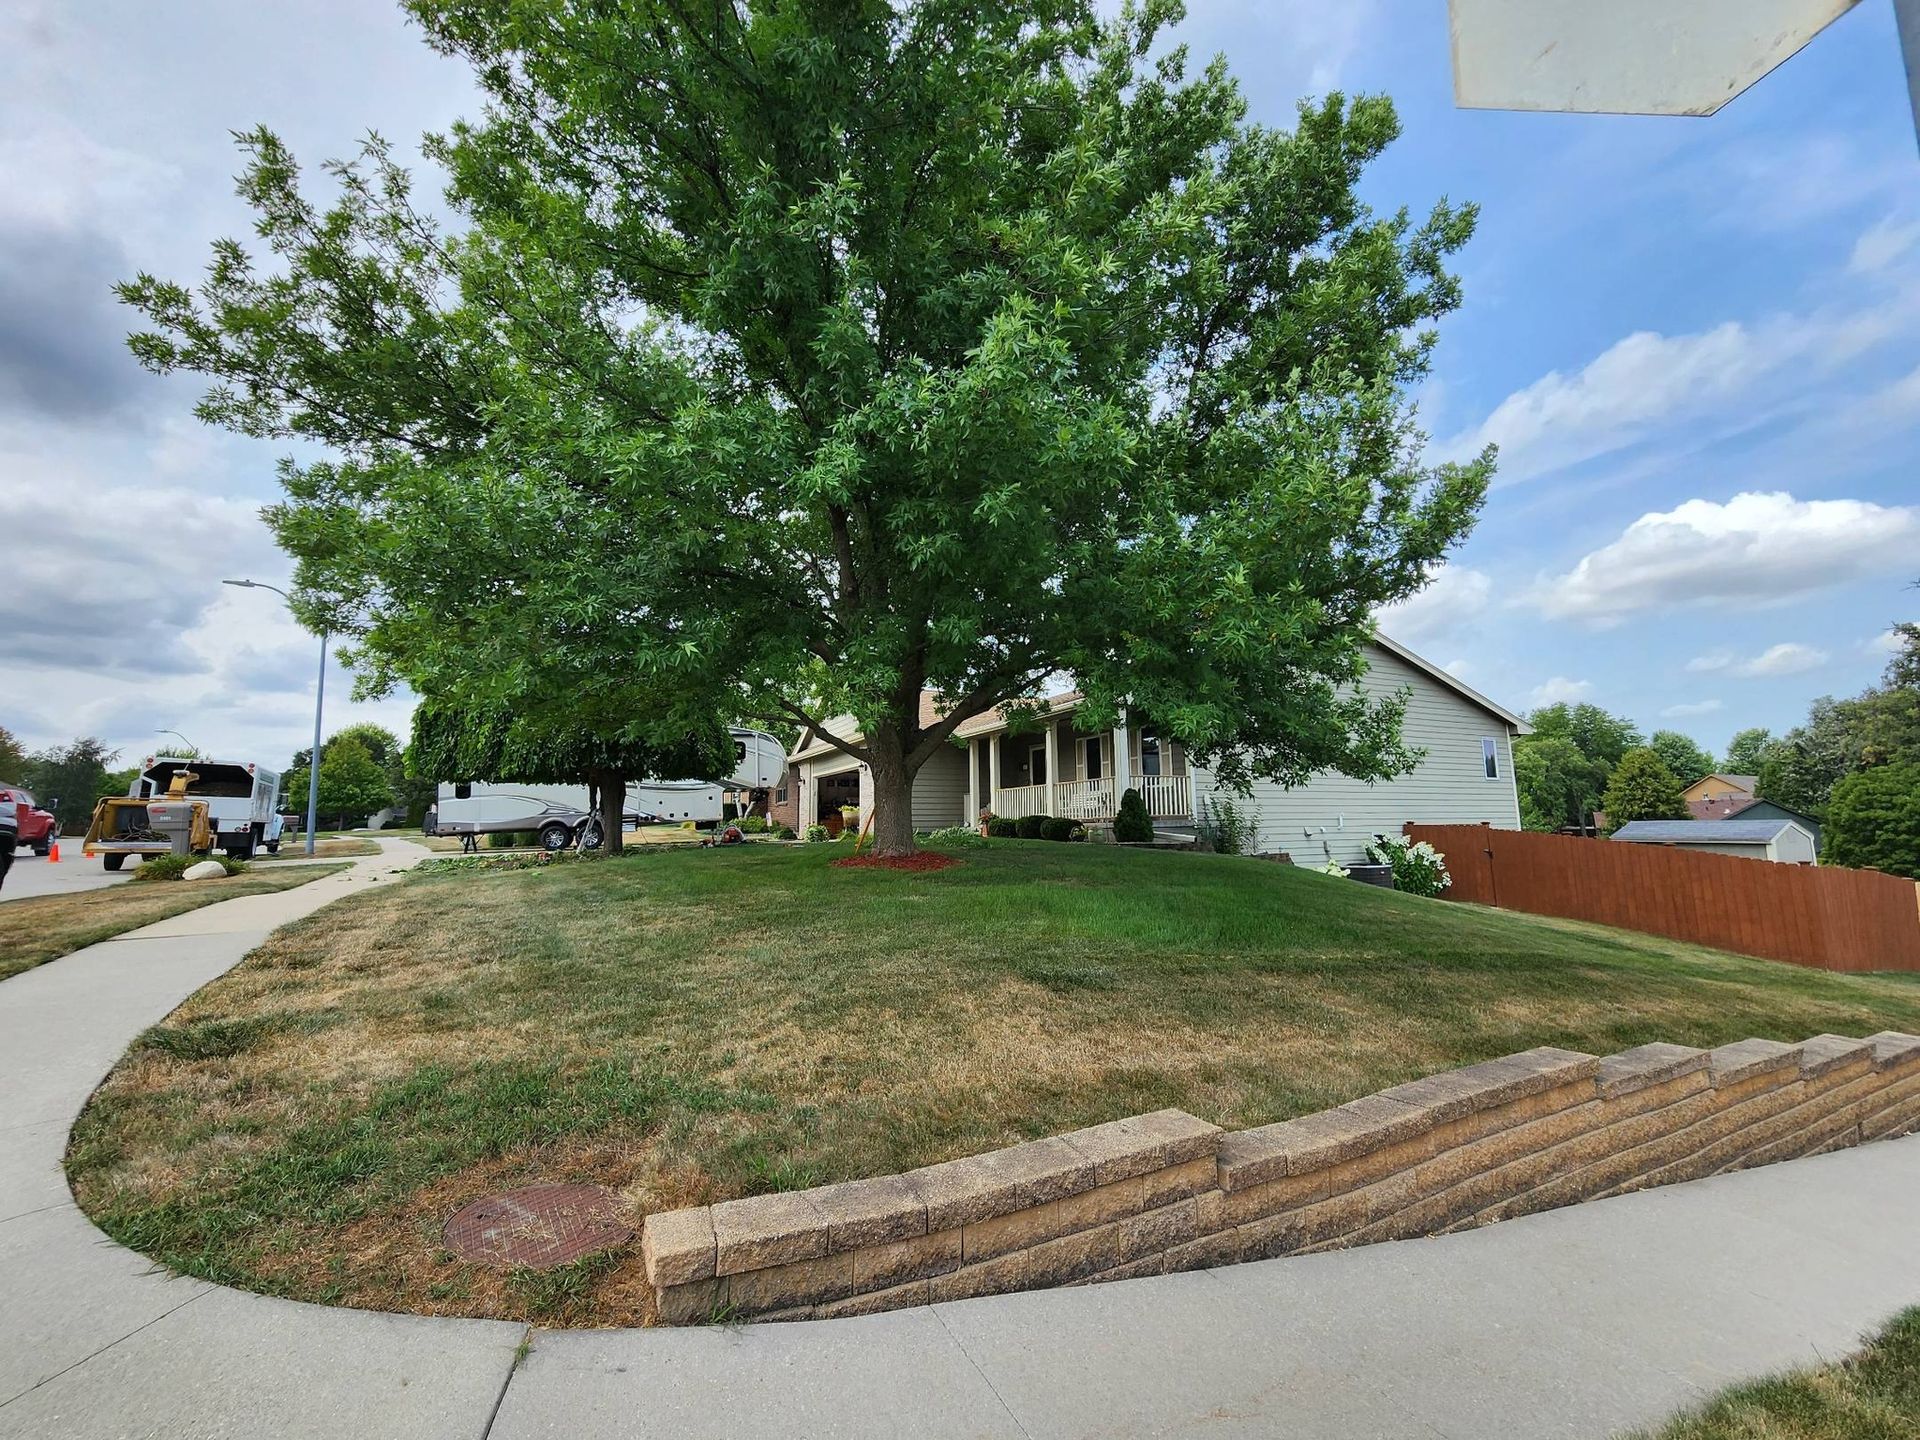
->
[66,840,1920,1327]
[0,864,351,981]
[1629,1307,1920,1438]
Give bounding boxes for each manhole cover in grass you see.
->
[443,1184,632,1269]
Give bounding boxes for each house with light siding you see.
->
[788,634,1529,866]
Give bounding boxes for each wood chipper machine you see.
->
[83,770,216,871]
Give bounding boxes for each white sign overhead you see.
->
[1449,0,1864,116]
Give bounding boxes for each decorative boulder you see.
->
[182,860,228,881]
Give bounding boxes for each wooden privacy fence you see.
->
[1403,824,1920,974]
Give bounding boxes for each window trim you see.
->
[1481,738,1499,780]
[1139,729,1162,778]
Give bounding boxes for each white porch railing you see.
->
[990,774,1192,822]
[995,783,1049,820]
[1055,778,1115,820]
[1135,774,1192,820]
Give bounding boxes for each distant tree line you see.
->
[1510,611,1920,877]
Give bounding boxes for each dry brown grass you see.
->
[67,841,1920,1328]
[0,864,350,980]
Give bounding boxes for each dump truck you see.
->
[83,755,283,870]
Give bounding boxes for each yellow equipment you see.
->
[83,770,217,872]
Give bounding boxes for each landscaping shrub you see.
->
[986,816,1017,838]
[1015,814,1048,839]
[1113,787,1154,843]
[485,830,526,849]
[773,825,796,840]
[131,853,247,882]
[1039,816,1086,842]
[805,824,829,843]
[924,825,989,848]
[739,815,768,834]
[1195,797,1256,855]
[1365,833,1451,897]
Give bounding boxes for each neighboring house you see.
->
[765,764,802,833]
[1609,817,1817,865]
[1681,773,1758,809]
[1684,792,1823,853]
[788,635,1530,867]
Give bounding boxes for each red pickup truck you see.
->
[1,783,57,855]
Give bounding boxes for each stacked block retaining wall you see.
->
[642,1031,1920,1323]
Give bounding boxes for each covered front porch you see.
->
[960,704,1193,826]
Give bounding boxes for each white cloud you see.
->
[1443,323,1764,486]
[1686,642,1830,678]
[1868,629,1904,655]
[1375,565,1492,649]
[1851,215,1920,275]
[1443,658,1471,680]
[1436,277,1920,488]
[1529,676,1593,706]
[1730,643,1828,678]
[1661,700,1723,718]
[1533,491,1920,626]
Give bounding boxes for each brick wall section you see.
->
[642,1031,1920,1324]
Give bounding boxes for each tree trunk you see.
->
[866,726,918,857]
[592,769,624,855]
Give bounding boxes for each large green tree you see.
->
[1757,688,1920,822]
[1823,760,1920,878]
[22,738,121,835]
[1647,729,1715,789]
[1512,736,1608,832]
[1721,727,1772,777]
[410,697,732,854]
[0,726,27,782]
[121,1,1490,854]
[1601,747,1688,831]
[1525,703,1644,770]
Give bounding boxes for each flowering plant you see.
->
[1365,833,1451,897]
[1318,860,1349,877]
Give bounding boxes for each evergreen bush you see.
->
[1113,788,1154,843]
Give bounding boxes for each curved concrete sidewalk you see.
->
[1,841,1916,1440]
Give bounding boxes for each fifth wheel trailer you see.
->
[428,729,787,848]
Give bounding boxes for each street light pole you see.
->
[223,579,326,858]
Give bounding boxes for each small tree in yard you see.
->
[1601,748,1688,832]
[120,3,1491,856]
[1823,761,1920,879]
[1113,788,1155,844]
[310,736,393,829]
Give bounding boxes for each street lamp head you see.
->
[223,578,257,589]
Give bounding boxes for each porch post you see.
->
[964,737,978,822]
[1043,719,1059,817]
[988,733,1002,815]
[1113,708,1133,804]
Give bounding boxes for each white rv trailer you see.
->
[429,728,787,849]
[131,756,284,858]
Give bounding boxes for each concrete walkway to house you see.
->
[2,837,1918,1439]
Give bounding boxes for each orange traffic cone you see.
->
[48,838,61,863]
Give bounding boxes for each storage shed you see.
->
[1608,817,1818,865]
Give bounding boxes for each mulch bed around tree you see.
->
[830,853,960,872]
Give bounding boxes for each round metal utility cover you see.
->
[442,1183,632,1269]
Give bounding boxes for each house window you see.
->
[1083,737,1102,781]
[775,784,788,804]
[1482,738,1499,780]
[454,782,472,800]
[1140,730,1162,777]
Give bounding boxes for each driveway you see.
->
[0,841,147,903]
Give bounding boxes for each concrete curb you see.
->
[3,838,1918,1439]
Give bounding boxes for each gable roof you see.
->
[789,632,1528,761]
[1693,773,1759,792]
[1610,818,1800,844]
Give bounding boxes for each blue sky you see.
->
[0,1,1914,767]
